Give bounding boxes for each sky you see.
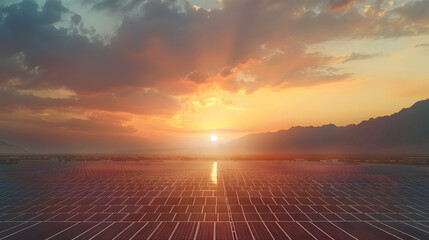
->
[0,0,428,153]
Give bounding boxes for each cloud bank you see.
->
[0,0,428,152]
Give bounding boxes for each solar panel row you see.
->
[0,160,427,239]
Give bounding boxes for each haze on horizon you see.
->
[0,0,428,153]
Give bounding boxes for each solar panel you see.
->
[0,160,428,239]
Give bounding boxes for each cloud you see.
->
[85,0,147,12]
[328,0,356,11]
[415,43,429,48]
[220,46,352,93]
[41,0,68,24]
[342,52,382,62]
[185,71,209,84]
[1,0,427,96]
[0,109,145,153]
[57,117,136,133]
[393,0,429,22]
[0,118,146,153]
[70,14,81,25]
[0,0,428,152]
[0,87,180,115]
[170,127,250,135]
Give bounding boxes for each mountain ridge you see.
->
[225,99,429,154]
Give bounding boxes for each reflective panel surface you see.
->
[0,160,428,239]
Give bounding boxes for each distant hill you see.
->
[0,140,28,154]
[225,99,429,154]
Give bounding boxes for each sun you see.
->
[210,134,218,142]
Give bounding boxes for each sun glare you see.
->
[210,134,218,142]
[211,162,217,184]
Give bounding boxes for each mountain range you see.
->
[2,99,429,155]
[225,99,429,154]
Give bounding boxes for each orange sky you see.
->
[0,0,428,153]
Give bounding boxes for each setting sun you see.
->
[210,134,218,142]
[0,0,427,239]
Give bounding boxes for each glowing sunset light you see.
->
[0,0,427,153]
[0,1,428,239]
[211,162,217,184]
[210,134,218,142]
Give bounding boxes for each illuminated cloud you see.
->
[328,0,356,11]
[0,0,427,152]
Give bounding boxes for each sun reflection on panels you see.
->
[0,160,428,239]
[211,162,217,184]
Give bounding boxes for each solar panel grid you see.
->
[0,160,428,239]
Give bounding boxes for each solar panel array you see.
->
[0,160,428,239]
